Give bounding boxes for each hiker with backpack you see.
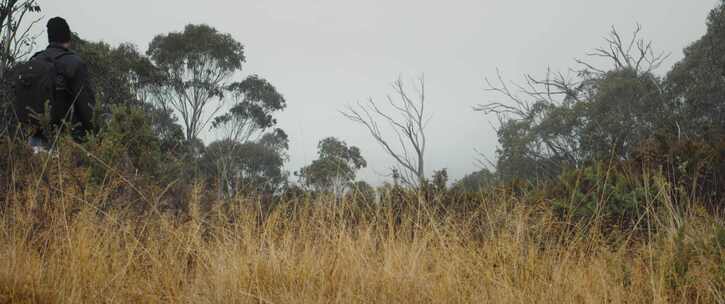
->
[13,17,96,153]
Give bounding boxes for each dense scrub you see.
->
[0,138,722,303]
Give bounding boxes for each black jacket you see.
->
[34,43,96,137]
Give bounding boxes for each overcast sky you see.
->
[40,0,717,185]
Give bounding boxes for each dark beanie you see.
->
[47,17,71,43]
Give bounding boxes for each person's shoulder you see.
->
[53,50,89,78]
[30,50,45,59]
[57,50,87,68]
[59,50,82,62]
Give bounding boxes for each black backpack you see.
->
[12,51,70,126]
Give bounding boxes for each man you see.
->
[25,17,96,151]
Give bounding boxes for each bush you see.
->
[84,105,164,181]
[634,136,725,211]
[550,162,657,229]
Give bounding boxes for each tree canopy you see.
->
[298,137,367,196]
[147,24,245,142]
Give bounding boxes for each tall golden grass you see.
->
[0,141,723,303]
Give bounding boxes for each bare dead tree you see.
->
[576,24,670,76]
[479,25,667,120]
[342,77,429,188]
[0,0,42,79]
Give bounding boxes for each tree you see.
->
[73,37,164,108]
[452,168,497,193]
[201,131,289,197]
[147,24,245,142]
[0,0,41,78]
[139,102,185,155]
[0,0,41,135]
[207,75,287,198]
[297,137,367,196]
[666,1,725,139]
[71,35,186,155]
[477,26,669,182]
[88,105,163,181]
[109,43,165,105]
[579,68,668,160]
[343,77,429,188]
[212,75,286,142]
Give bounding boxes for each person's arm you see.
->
[70,60,97,135]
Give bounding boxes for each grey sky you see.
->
[40,0,717,185]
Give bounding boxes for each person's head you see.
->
[47,17,71,48]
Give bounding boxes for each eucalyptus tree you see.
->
[207,75,287,198]
[147,24,245,142]
[297,137,367,196]
[477,26,669,182]
[666,0,725,138]
[201,130,289,197]
[71,36,185,153]
[212,75,286,143]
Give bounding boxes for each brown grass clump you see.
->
[0,143,723,303]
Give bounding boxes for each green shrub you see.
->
[85,105,164,181]
[634,136,725,211]
[550,162,657,228]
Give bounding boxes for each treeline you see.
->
[0,1,723,225]
[460,5,725,215]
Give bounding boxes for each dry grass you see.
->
[0,149,723,303]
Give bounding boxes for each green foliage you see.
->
[71,34,182,156]
[481,4,725,226]
[201,72,288,198]
[492,68,667,183]
[634,137,725,209]
[486,7,725,187]
[140,103,185,154]
[580,68,669,159]
[147,24,246,141]
[200,133,289,196]
[298,137,367,195]
[666,1,725,138]
[72,35,160,107]
[452,168,497,193]
[0,0,42,77]
[550,162,656,227]
[147,24,244,72]
[547,134,724,230]
[85,105,164,181]
[212,75,287,142]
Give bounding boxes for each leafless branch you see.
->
[342,76,428,188]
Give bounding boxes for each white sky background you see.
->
[39,0,717,185]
